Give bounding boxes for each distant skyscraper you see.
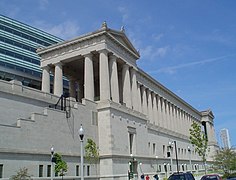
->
[220,128,231,149]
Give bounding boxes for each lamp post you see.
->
[79,124,84,180]
[130,153,134,179]
[155,156,158,172]
[50,147,54,180]
[168,141,173,174]
[188,146,192,173]
[173,141,179,173]
[169,141,179,173]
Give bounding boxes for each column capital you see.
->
[109,54,117,61]
[83,52,93,59]
[99,49,109,55]
[123,63,130,68]
[141,85,146,91]
[53,62,63,68]
[41,65,50,71]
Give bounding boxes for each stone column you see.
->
[69,78,76,98]
[130,68,138,111]
[84,53,94,101]
[99,50,110,100]
[41,66,50,93]
[152,93,158,125]
[141,86,147,115]
[162,99,167,129]
[109,55,119,103]
[122,63,132,108]
[147,89,153,122]
[137,83,142,113]
[166,101,170,130]
[54,62,63,96]
[157,95,162,127]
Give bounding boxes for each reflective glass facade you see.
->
[0,15,65,90]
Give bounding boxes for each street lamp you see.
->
[50,147,54,180]
[79,124,84,180]
[168,141,173,174]
[169,141,179,173]
[188,145,192,173]
[156,156,158,172]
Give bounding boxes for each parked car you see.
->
[168,172,195,180]
[200,174,222,180]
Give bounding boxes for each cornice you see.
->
[136,67,202,119]
[106,37,138,69]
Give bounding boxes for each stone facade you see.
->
[0,23,218,179]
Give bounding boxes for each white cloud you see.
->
[149,54,235,75]
[39,0,49,10]
[33,20,80,40]
[140,45,169,60]
[152,33,164,41]
[118,6,129,23]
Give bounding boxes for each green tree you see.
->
[214,148,236,173]
[85,138,99,175]
[11,167,32,180]
[85,138,99,163]
[54,153,68,177]
[189,121,208,173]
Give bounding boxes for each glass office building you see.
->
[0,14,65,90]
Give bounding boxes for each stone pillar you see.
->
[152,93,158,125]
[69,78,76,98]
[137,83,142,113]
[54,62,63,96]
[169,103,173,131]
[147,89,153,122]
[131,68,138,111]
[162,99,167,129]
[99,50,110,100]
[122,63,132,108]
[141,86,147,115]
[109,55,119,103]
[41,66,50,93]
[84,53,94,101]
[157,95,162,127]
[166,101,170,130]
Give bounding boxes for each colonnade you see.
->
[41,49,197,136]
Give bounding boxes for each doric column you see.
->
[41,66,50,93]
[152,93,158,125]
[84,53,94,101]
[130,68,138,111]
[137,83,142,113]
[157,95,162,127]
[147,89,153,122]
[166,101,170,130]
[162,99,167,128]
[109,55,119,103]
[69,77,76,98]
[99,50,110,100]
[122,63,132,108]
[177,108,181,132]
[141,86,147,115]
[54,62,63,96]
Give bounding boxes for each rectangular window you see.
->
[47,165,51,177]
[129,133,134,154]
[153,143,156,155]
[76,165,79,176]
[39,165,43,177]
[0,164,3,178]
[87,165,90,176]
[163,145,165,156]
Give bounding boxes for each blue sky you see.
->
[1,0,235,147]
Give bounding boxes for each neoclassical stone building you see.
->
[0,22,218,179]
